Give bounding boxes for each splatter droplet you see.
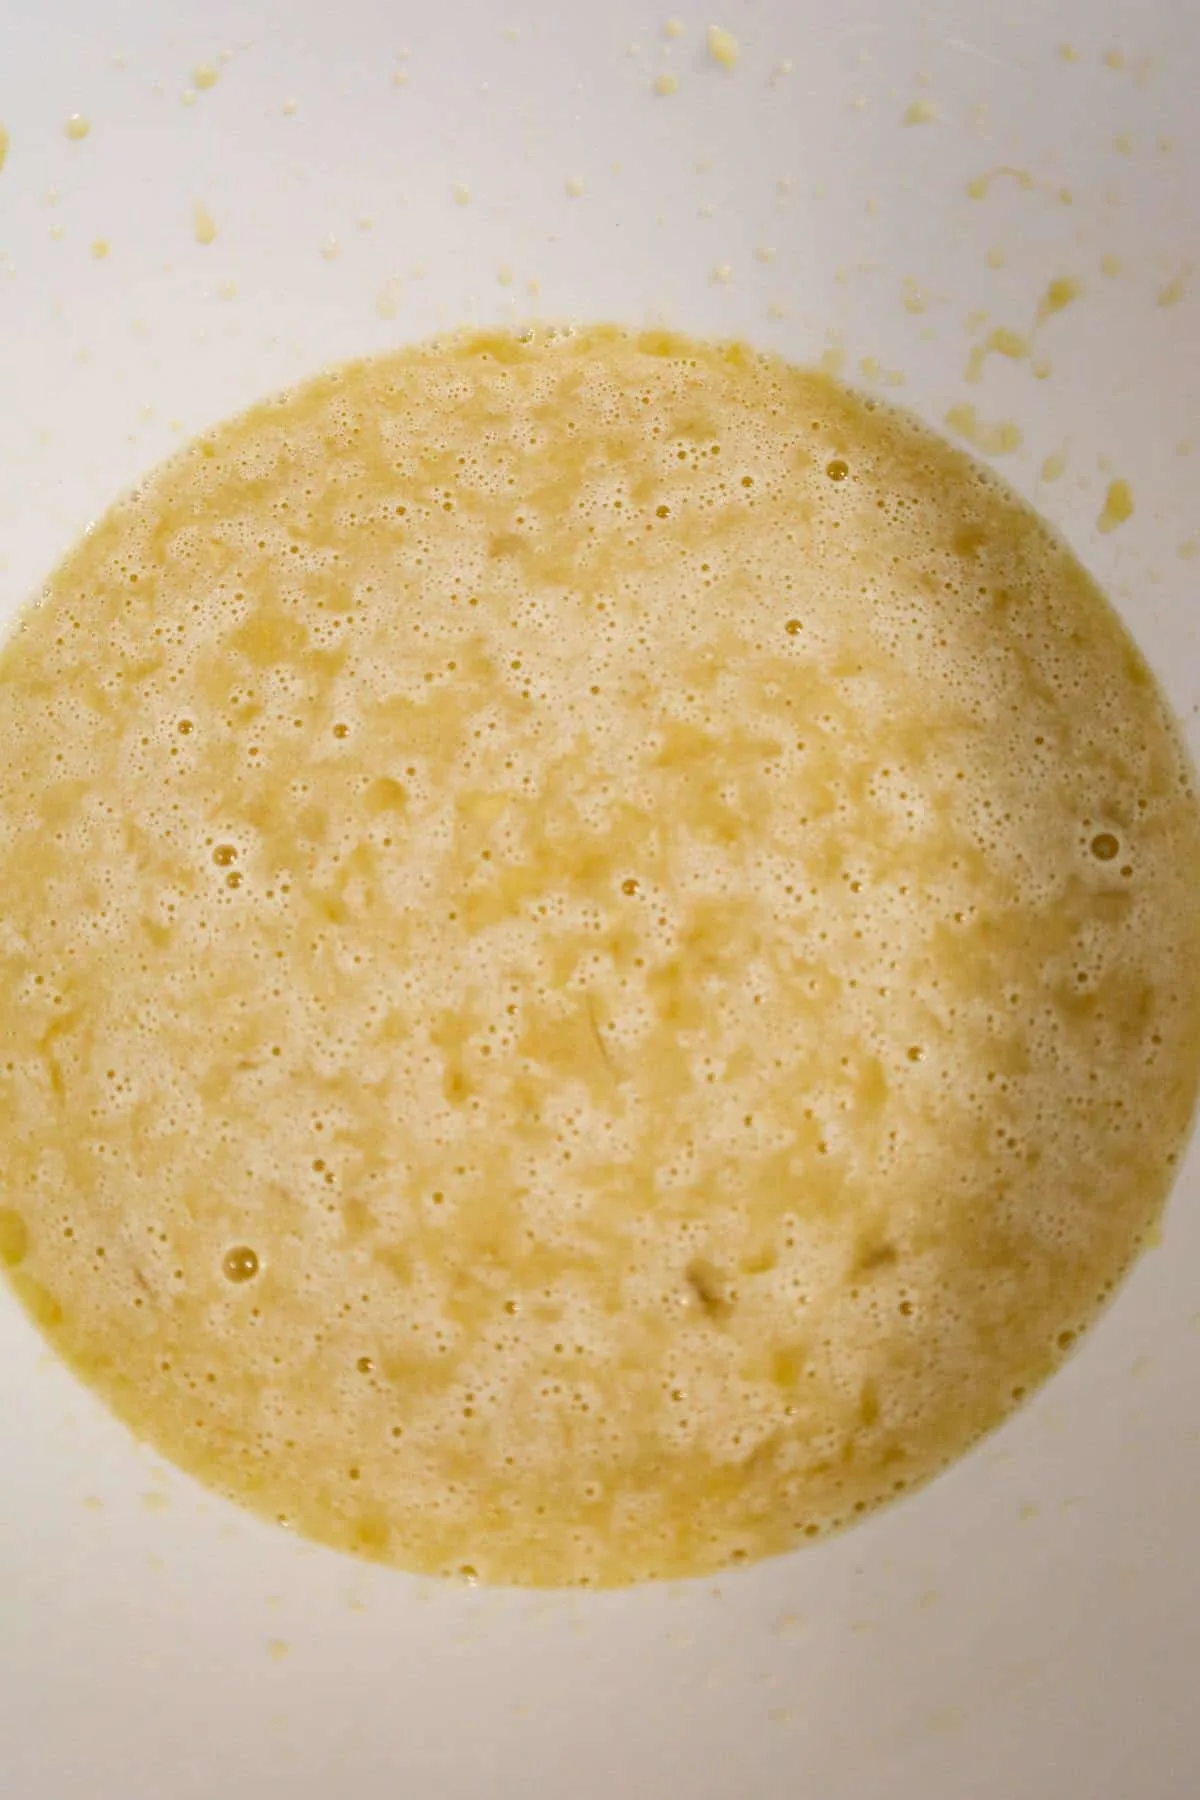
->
[945,405,1022,456]
[1097,479,1133,534]
[1157,266,1190,308]
[1037,276,1081,322]
[707,25,740,70]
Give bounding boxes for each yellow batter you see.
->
[1,325,1198,1586]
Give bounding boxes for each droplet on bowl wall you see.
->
[1097,479,1134,534]
[967,167,1035,201]
[902,278,927,312]
[707,25,740,70]
[453,183,472,205]
[193,202,217,245]
[497,265,513,287]
[0,126,8,174]
[267,1638,290,1661]
[65,114,91,141]
[964,326,1030,384]
[1036,276,1080,322]
[1158,267,1190,307]
[320,235,339,261]
[1040,450,1067,484]
[1103,48,1127,71]
[859,356,904,387]
[91,238,110,260]
[653,72,679,96]
[1058,42,1079,62]
[945,404,1022,456]
[663,16,684,38]
[710,263,733,284]
[282,97,298,116]
[194,63,219,90]
[903,100,936,126]
[376,278,403,319]
[181,88,197,108]
[1100,253,1122,278]
[565,176,584,198]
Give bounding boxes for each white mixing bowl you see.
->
[2,2,1198,1795]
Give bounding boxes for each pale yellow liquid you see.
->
[2,325,1199,1587]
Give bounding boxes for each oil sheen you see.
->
[2,325,1198,1586]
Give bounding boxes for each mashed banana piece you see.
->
[2,325,1198,1585]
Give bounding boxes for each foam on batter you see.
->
[2,324,1198,1585]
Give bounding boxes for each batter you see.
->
[1,325,1198,1585]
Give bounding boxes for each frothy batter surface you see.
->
[2,326,1198,1585]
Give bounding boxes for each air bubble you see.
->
[222,1246,259,1282]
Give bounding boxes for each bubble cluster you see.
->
[1,323,1199,1587]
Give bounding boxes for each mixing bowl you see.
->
[2,1,1198,1795]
